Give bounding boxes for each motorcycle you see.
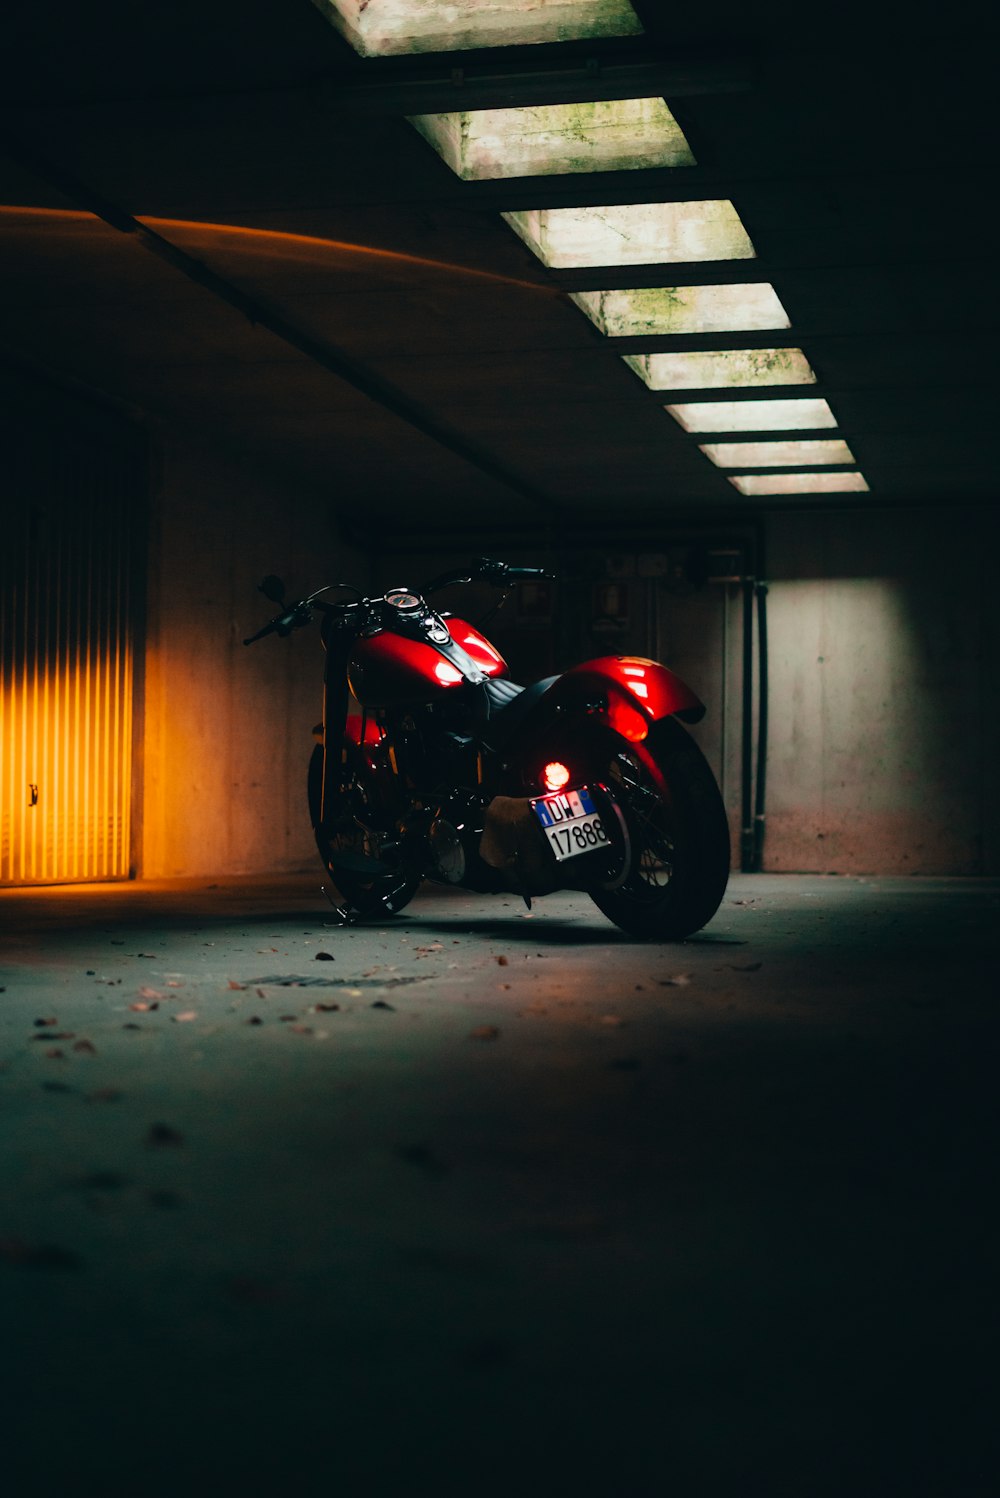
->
[244,558,730,939]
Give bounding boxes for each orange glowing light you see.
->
[1,443,135,886]
[543,761,571,791]
[1,660,133,885]
[0,206,555,295]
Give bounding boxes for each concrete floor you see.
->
[2,872,998,1496]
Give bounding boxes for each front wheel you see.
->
[590,719,730,940]
[307,743,420,918]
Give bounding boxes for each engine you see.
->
[422,789,497,890]
[417,784,630,898]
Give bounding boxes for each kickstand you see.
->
[320,885,354,924]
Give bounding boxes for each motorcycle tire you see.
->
[307,744,420,918]
[589,718,730,941]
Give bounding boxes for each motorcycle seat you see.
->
[481,674,559,748]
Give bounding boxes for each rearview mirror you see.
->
[258,574,286,604]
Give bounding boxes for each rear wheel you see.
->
[589,718,730,940]
[307,743,420,917]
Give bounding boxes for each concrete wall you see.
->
[762,506,999,875]
[140,436,367,878]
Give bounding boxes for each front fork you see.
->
[319,623,354,828]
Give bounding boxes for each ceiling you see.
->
[2,0,998,541]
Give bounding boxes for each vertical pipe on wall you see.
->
[753,583,769,872]
[740,576,754,872]
[719,585,728,802]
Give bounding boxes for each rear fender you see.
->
[545,655,704,746]
[499,657,701,799]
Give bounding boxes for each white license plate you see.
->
[531,786,610,862]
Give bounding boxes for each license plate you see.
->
[531,786,610,862]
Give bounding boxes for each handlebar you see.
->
[423,556,555,594]
[244,560,555,644]
[242,583,356,647]
[242,606,310,646]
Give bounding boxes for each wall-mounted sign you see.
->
[592,581,629,632]
[515,578,554,624]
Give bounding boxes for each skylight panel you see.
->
[313,0,643,56]
[666,398,837,432]
[503,201,755,269]
[624,348,817,390]
[571,284,788,336]
[409,99,695,181]
[728,473,870,495]
[700,439,856,468]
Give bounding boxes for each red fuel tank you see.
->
[444,618,508,677]
[347,617,508,706]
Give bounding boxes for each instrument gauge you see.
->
[385,590,421,611]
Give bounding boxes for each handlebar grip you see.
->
[243,604,311,645]
[243,619,279,646]
[472,558,556,584]
[506,566,556,581]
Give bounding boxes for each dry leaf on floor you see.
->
[469,1025,501,1041]
[0,1237,82,1270]
[148,1189,183,1210]
[228,1276,282,1304]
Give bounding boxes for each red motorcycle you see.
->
[245,558,729,939]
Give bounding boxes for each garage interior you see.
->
[2,2,999,1492]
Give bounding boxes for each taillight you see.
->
[542,761,571,792]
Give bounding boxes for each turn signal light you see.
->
[542,761,571,792]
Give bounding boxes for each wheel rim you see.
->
[609,751,677,898]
